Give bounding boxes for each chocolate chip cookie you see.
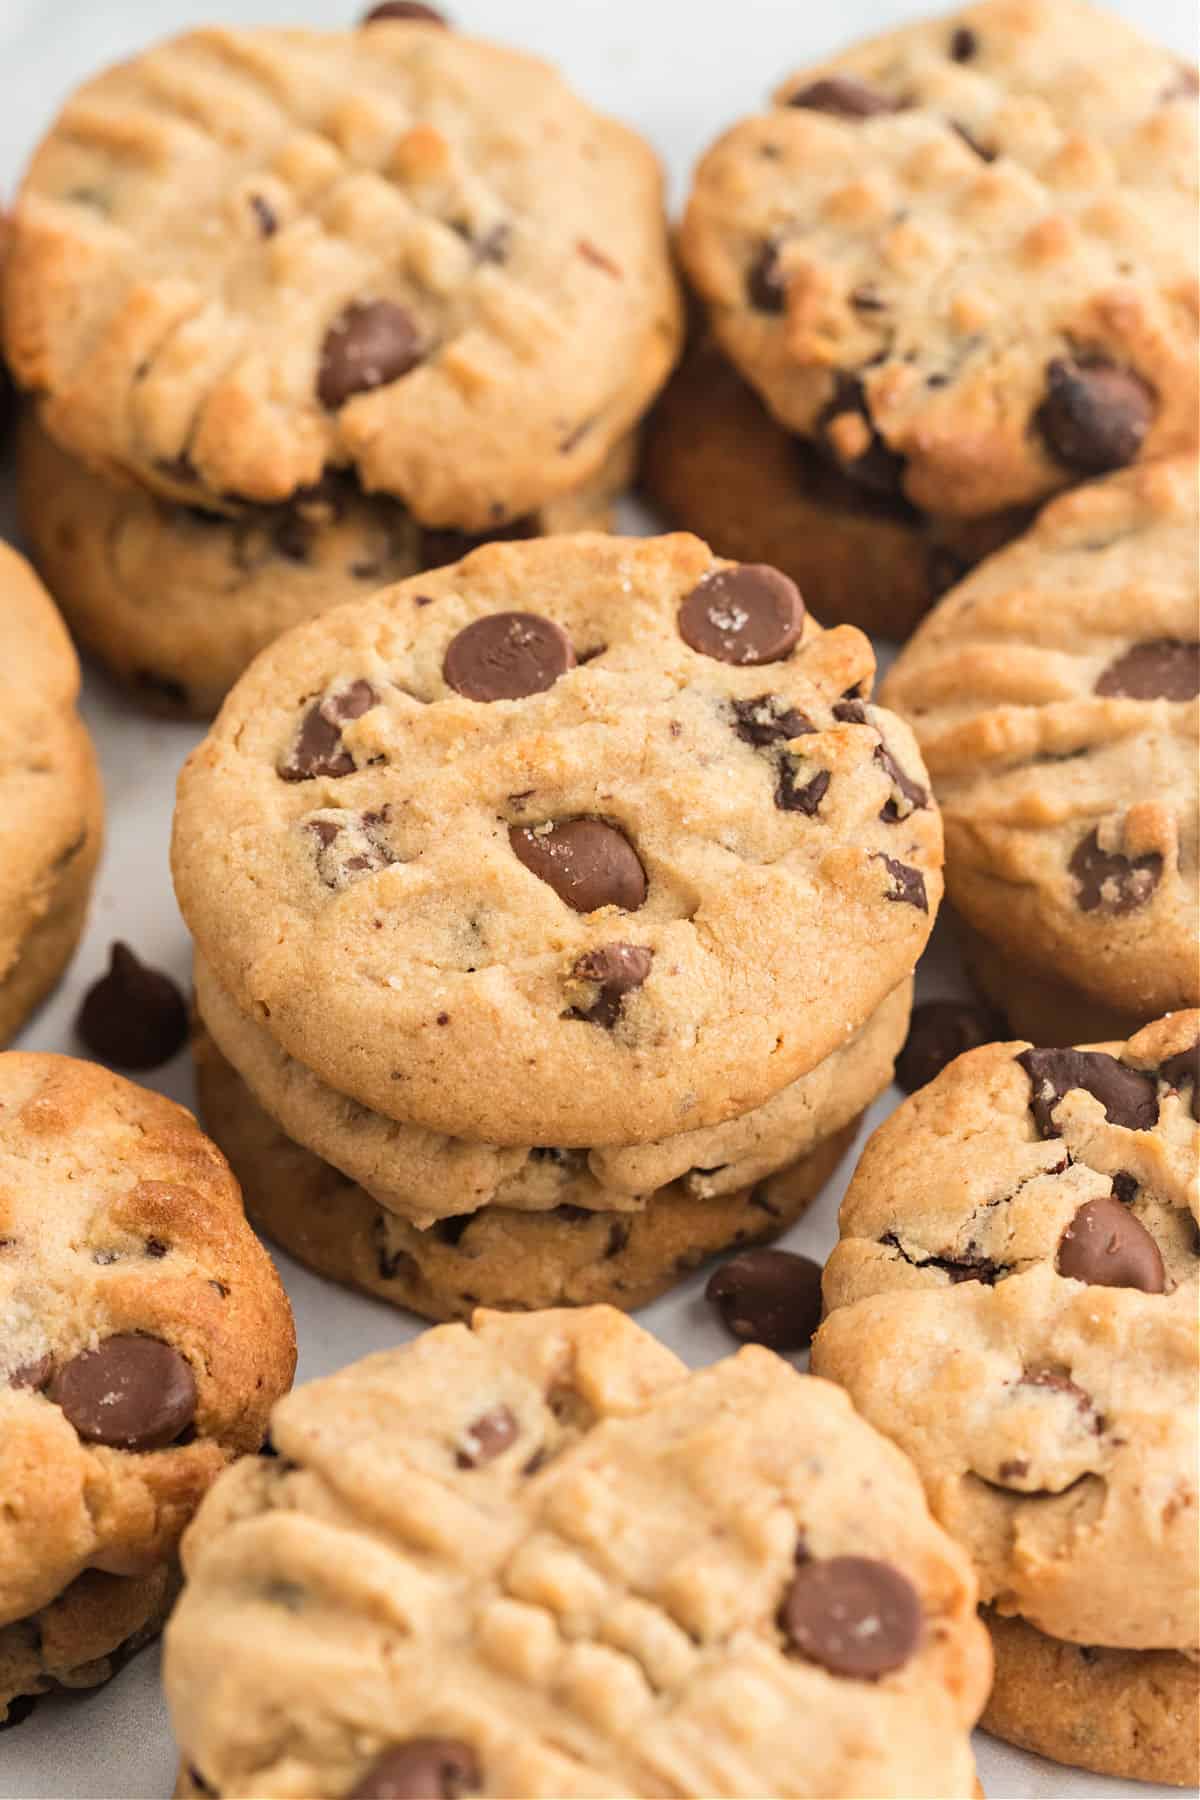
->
[0,1053,296,1724]
[18,416,632,719]
[642,340,1024,639]
[172,532,942,1147]
[5,22,680,523]
[882,455,1198,1042]
[0,543,102,1046]
[813,1011,1200,1785]
[165,1305,990,1798]
[679,0,1197,521]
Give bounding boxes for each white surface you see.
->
[0,1,1193,1796]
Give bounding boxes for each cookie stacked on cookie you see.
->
[649,0,1198,636]
[5,10,680,715]
[173,532,942,1318]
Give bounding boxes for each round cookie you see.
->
[881,456,1198,1039]
[5,21,680,522]
[195,952,911,1226]
[0,543,102,1047]
[164,1305,991,1800]
[679,0,1198,521]
[18,417,632,720]
[172,532,943,1147]
[642,341,1024,639]
[0,1052,297,1724]
[812,1011,1199,1785]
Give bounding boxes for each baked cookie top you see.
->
[680,0,1198,519]
[5,19,680,523]
[814,1010,1199,1653]
[166,1305,989,1800]
[0,1053,296,1628]
[172,533,943,1146]
[881,456,1198,1022]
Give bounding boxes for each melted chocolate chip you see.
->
[1057,1195,1165,1293]
[1159,1040,1199,1115]
[1094,639,1200,702]
[880,1231,1006,1284]
[76,943,189,1071]
[787,76,901,118]
[782,1556,923,1676]
[747,240,786,313]
[706,1248,823,1350]
[818,374,906,497]
[678,565,805,665]
[318,302,423,409]
[732,695,814,747]
[831,698,868,725]
[1017,1047,1159,1138]
[895,1000,1002,1094]
[1035,358,1154,474]
[347,1740,479,1800]
[569,944,653,1027]
[443,613,575,702]
[875,742,928,821]
[1069,828,1162,914]
[49,1336,196,1450]
[279,681,378,782]
[509,820,647,913]
[456,1406,518,1468]
[873,854,928,912]
[776,760,831,815]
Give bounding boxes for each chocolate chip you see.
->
[569,944,653,1027]
[279,680,378,782]
[678,565,805,665]
[1159,1040,1199,1114]
[950,25,978,59]
[1069,828,1162,914]
[1095,639,1200,702]
[831,698,868,725]
[1111,1171,1139,1205]
[1020,1365,1096,1415]
[8,1354,53,1392]
[895,1000,1002,1093]
[443,613,575,702]
[873,854,928,912]
[347,1740,479,1800]
[787,76,900,118]
[1035,357,1154,474]
[781,1556,923,1676]
[818,374,906,497]
[509,820,647,913]
[875,742,928,821]
[747,240,786,313]
[1057,1195,1165,1293]
[456,1405,518,1468]
[706,1248,823,1350]
[732,695,814,747]
[1017,1047,1159,1138]
[318,302,423,409]
[880,1231,1007,1285]
[250,194,277,237]
[76,943,189,1071]
[950,120,995,161]
[49,1335,196,1450]
[776,760,830,815]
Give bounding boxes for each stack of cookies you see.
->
[5,10,681,715]
[173,532,942,1319]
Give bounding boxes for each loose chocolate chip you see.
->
[49,1335,196,1450]
[318,302,423,409]
[732,695,814,747]
[1068,828,1162,914]
[950,25,978,59]
[348,1740,479,1800]
[747,240,787,314]
[8,1354,53,1391]
[279,680,378,782]
[895,1000,1002,1094]
[443,612,575,702]
[678,565,805,665]
[570,944,653,1027]
[818,374,906,497]
[509,820,647,913]
[776,760,831,815]
[250,194,277,237]
[76,943,189,1071]
[873,854,928,912]
[875,742,928,821]
[782,1556,923,1676]
[1159,1040,1199,1115]
[787,76,900,118]
[1094,639,1200,701]
[456,1405,518,1468]
[1017,1047,1159,1138]
[1057,1194,1165,1293]
[706,1248,823,1350]
[1035,357,1154,474]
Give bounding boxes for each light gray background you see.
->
[0,1,1193,1796]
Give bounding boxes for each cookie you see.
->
[6,22,680,522]
[812,1010,1199,1784]
[0,544,102,1047]
[0,1053,297,1724]
[642,340,1024,639]
[19,416,633,720]
[679,0,1198,520]
[164,1305,990,1799]
[881,456,1198,1038]
[172,532,942,1147]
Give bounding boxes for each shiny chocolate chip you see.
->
[510,820,647,913]
[895,1000,1002,1094]
[49,1335,196,1450]
[1094,639,1199,702]
[347,1740,479,1800]
[875,742,928,821]
[787,76,900,118]
[443,613,575,702]
[569,944,653,1027]
[678,565,804,665]
[873,854,928,912]
[1069,828,1162,914]
[1017,1047,1159,1138]
[318,302,423,409]
[1057,1194,1165,1293]
[706,1248,823,1350]
[76,943,188,1071]
[1035,358,1154,474]
[776,760,830,815]
[279,680,378,782]
[732,695,814,746]
[456,1405,518,1468]
[782,1556,923,1676]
